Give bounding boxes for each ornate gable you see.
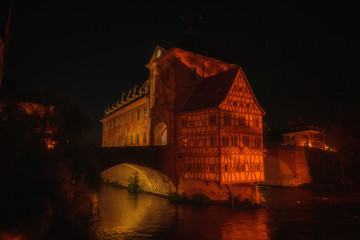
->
[219,67,265,116]
[145,46,167,69]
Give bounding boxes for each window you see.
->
[137,109,140,120]
[243,136,250,147]
[143,132,147,143]
[190,67,197,80]
[233,101,238,106]
[130,135,133,144]
[210,115,217,125]
[224,164,228,172]
[210,165,215,172]
[231,136,238,146]
[131,112,134,122]
[222,136,229,146]
[144,106,148,117]
[235,164,245,171]
[255,164,261,171]
[136,134,140,144]
[239,164,245,171]
[246,103,250,108]
[239,117,245,126]
[302,135,308,138]
[255,137,262,148]
[224,115,230,125]
[210,136,214,146]
[181,119,187,128]
[182,138,188,147]
[255,118,259,128]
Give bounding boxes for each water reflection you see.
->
[94,185,271,240]
[221,210,269,240]
[94,185,175,239]
[93,185,360,240]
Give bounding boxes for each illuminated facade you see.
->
[282,130,326,150]
[101,46,265,184]
[101,81,151,147]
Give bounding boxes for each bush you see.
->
[127,172,142,193]
[167,192,189,203]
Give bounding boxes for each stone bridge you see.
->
[96,146,179,196]
[96,146,261,204]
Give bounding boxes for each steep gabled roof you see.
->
[179,67,239,112]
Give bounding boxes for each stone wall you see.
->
[264,145,344,189]
[178,179,261,204]
[264,146,311,187]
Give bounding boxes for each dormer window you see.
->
[181,118,188,128]
[190,67,197,80]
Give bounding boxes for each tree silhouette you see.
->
[0,90,100,239]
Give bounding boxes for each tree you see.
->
[325,103,360,191]
[0,90,100,239]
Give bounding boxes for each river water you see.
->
[92,185,360,240]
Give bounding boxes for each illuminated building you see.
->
[281,118,326,150]
[282,129,326,150]
[101,46,265,184]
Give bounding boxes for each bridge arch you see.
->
[101,163,175,196]
[154,122,167,146]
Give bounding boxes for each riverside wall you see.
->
[264,145,344,189]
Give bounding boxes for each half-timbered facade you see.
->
[101,46,265,184]
[178,67,265,184]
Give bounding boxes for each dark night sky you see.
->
[2,1,359,143]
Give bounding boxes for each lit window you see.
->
[182,138,188,147]
[144,106,148,117]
